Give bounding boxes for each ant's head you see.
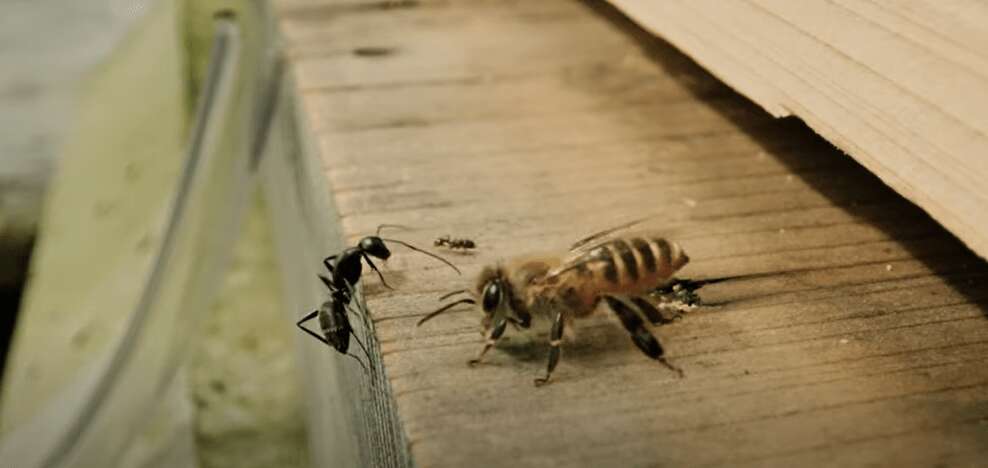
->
[359,236,392,260]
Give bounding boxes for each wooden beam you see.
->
[276,0,988,466]
[607,0,988,261]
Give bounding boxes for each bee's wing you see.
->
[557,225,685,280]
[546,243,613,280]
[568,216,658,254]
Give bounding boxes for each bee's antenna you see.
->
[381,237,462,275]
[377,224,412,236]
[438,289,471,301]
[417,298,476,326]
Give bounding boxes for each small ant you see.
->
[434,235,477,251]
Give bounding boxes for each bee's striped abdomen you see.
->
[572,236,689,295]
[630,237,657,273]
[612,240,639,282]
[586,244,619,283]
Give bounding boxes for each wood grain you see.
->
[607,0,988,262]
[275,1,988,466]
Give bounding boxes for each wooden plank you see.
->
[275,0,988,466]
[606,0,988,261]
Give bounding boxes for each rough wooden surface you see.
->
[276,1,988,466]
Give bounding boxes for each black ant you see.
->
[297,225,461,368]
[322,224,460,302]
[434,235,477,251]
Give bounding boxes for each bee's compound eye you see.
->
[482,281,501,314]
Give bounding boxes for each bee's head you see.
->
[475,265,532,329]
[359,236,392,260]
[416,265,502,327]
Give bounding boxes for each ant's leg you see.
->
[349,332,375,371]
[349,280,375,330]
[534,312,565,387]
[604,296,683,377]
[361,254,394,289]
[329,282,375,371]
[336,279,359,316]
[296,310,332,347]
[317,274,334,292]
[468,318,508,366]
[322,255,338,274]
[345,352,369,372]
[341,293,363,320]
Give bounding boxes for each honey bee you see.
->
[418,232,690,386]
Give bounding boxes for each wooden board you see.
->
[606,0,988,262]
[275,1,988,466]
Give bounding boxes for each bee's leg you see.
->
[515,309,532,329]
[534,312,565,387]
[296,310,332,347]
[629,296,679,325]
[468,318,508,366]
[654,278,712,307]
[675,287,702,307]
[604,296,684,377]
[505,314,530,331]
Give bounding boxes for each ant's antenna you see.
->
[376,224,411,236]
[380,238,462,275]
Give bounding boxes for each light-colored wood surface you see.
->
[607,0,988,262]
[276,1,988,466]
